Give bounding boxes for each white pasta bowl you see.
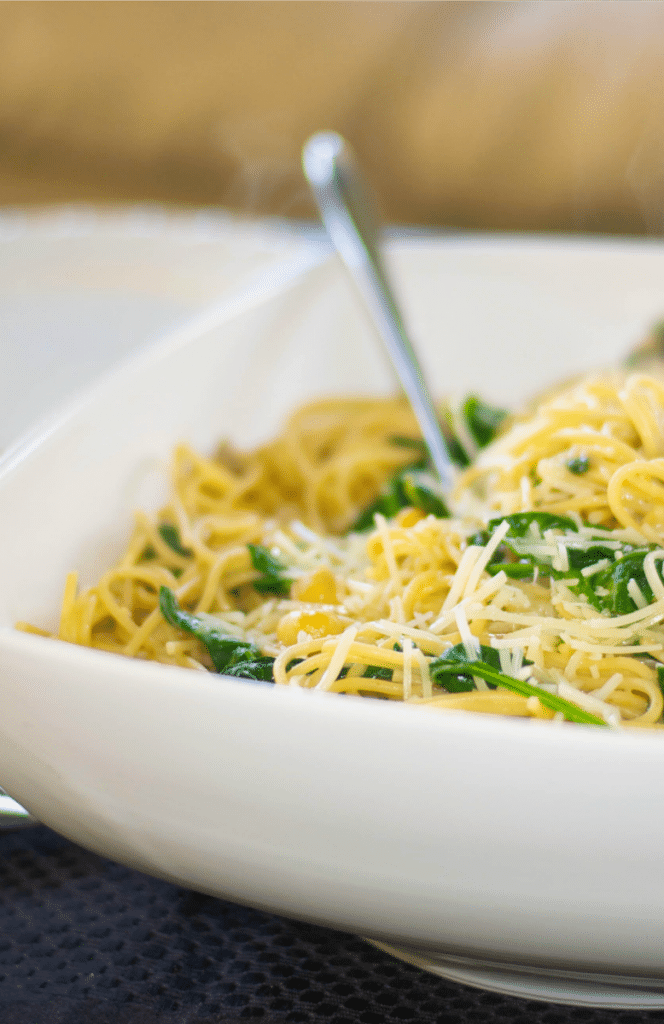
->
[3,236,664,1007]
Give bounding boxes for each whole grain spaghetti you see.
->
[20,373,664,729]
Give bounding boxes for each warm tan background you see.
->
[2,1,664,233]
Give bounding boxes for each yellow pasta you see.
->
[19,373,664,729]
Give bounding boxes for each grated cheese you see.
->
[402,637,413,701]
[463,519,510,599]
[389,595,405,625]
[498,648,513,675]
[374,513,401,595]
[644,551,664,601]
[555,542,570,573]
[563,649,584,681]
[593,672,624,701]
[442,545,482,612]
[627,578,648,609]
[415,645,432,699]
[557,679,622,727]
[429,572,506,634]
[454,605,480,660]
[315,624,359,691]
[374,619,446,655]
[581,559,611,577]
[559,633,662,655]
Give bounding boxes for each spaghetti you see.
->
[19,375,664,729]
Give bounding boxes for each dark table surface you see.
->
[0,824,660,1024]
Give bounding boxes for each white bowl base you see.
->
[367,939,664,1009]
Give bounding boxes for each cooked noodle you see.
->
[19,374,664,729]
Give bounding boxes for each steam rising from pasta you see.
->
[20,372,664,729]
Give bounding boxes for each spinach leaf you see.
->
[141,524,192,561]
[487,511,579,538]
[388,436,429,455]
[362,665,393,681]
[400,473,450,518]
[351,478,409,532]
[442,395,508,467]
[463,395,508,449]
[431,672,476,694]
[159,586,273,680]
[248,544,291,597]
[658,665,664,702]
[429,643,605,725]
[350,470,449,532]
[481,513,608,603]
[592,550,659,616]
[444,432,471,469]
[566,455,590,475]
[224,657,276,682]
[430,643,504,693]
[480,513,664,616]
[485,562,535,578]
[481,513,581,586]
[158,523,193,557]
[352,395,507,532]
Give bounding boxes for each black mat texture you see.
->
[0,825,659,1024]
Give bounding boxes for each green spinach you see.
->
[566,455,590,475]
[248,544,291,597]
[463,395,508,450]
[158,523,193,557]
[350,470,449,531]
[480,512,663,616]
[429,643,606,725]
[159,586,274,681]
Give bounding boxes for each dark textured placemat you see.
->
[0,825,659,1024]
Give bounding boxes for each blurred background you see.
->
[2,0,664,235]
